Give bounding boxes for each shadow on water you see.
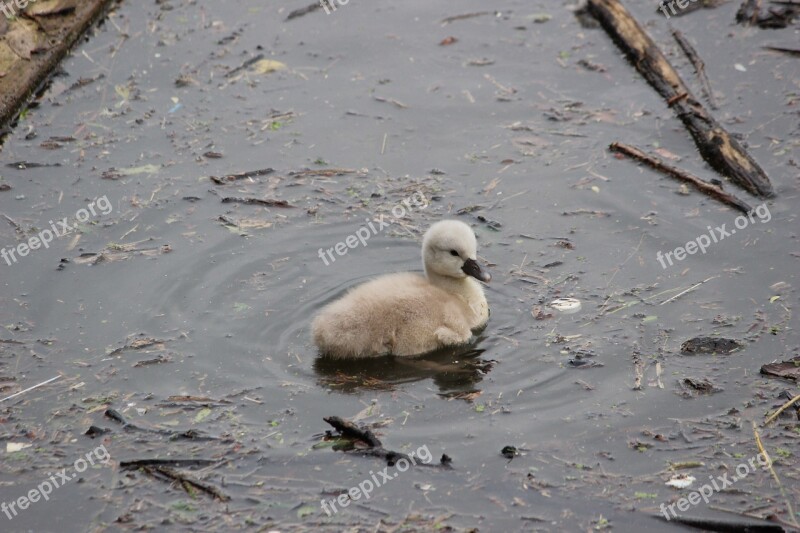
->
[313,342,493,397]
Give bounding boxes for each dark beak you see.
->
[462,258,491,283]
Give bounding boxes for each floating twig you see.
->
[653,513,785,531]
[441,11,491,25]
[660,276,719,305]
[1,213,23,237]
[107,337,167,357]
[609,142,752,213]
[764,393,800,426]
[671,29,718,109]
[104,408,219,441]
[225,54,265,78]
[753,422,799,529]
[0,375,61,403]
[130,464,229,501]
[220,197,294,208]
[324,416,383,448]
[764,45,800,56]
[323,416,451,468]
[209,168,274,184]
[288,168,360,177]
[286,1,322,20]
[120,458,221,469]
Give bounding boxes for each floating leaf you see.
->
[312,439,339,449]
[251,59,287,74]
[296,504,315,519]
[115,84,130,101]
[116,164,161,176]
[194,408,212,423]
[171,501,196,512]
[6,442,32,453]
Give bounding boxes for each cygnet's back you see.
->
[312,220,490,358]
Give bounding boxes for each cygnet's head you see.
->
[422,220,491,283]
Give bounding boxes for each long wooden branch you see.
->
[587,0,774,198]
[609,142,753,213]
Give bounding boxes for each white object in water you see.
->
[666,474,696,489]
[549,298,582,314]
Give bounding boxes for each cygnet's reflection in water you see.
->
[313,336,494,399]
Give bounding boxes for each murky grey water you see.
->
[1,0,798,531]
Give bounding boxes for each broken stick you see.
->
[323,416,452,468]
[587,0,774,198]
[138,465,230,501]
[671,29,718,109]
[609,142,753,213]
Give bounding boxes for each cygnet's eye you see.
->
[449,250,459,257]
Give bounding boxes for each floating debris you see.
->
[549,298,582,314]
[220,197,293,208]
[6,442,32,453]
[501,445,518,459]
[209,168,273,184]
[681,337,743,355]
[761,356,800,382]
[680,377,722,395]
[666,473,696,489]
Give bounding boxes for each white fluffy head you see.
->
[422,220,490,282]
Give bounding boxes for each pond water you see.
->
[1,0,797,531]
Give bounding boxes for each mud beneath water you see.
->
[0,0,798,531]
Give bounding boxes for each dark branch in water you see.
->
[209,168,274,184]
[671,29,718,109]
[323,416,452,468]
[221,197,294,208]
[123,463,229,501]
[104,408,221,441]
[587,0,775,198]
[120,458,221,468]
[609,143,752,213]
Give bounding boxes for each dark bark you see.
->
[609,142,753,213]
[587,0,775,198]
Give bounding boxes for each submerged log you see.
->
[587,0,775,198]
